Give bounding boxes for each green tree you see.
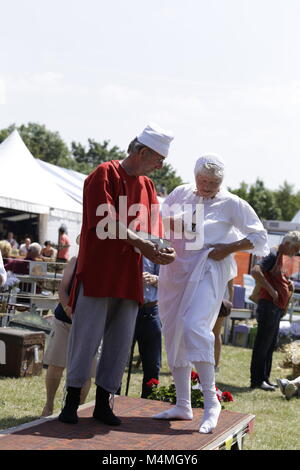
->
[150,163,183,195]
[71,139,183,192]
[0,122,183,194]
[0,124,15,142]
[229,179,282,220]
[71,139,126,174]
[227,181,249,200]
[0,122,71,167]
[274,181,299,221]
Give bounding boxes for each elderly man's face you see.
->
[139,147,165,175]
[195,171,222,198]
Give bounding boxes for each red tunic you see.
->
[259,253,291,310]
[69,160,162,308]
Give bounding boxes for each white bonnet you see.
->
[194,154,225,178]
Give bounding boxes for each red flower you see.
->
[146,378,160,387]
[221,391,234,402]
[191,371,200,382]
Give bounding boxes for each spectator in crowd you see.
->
[277,376,300,400]
[41,246,97,417]
[56,225,71,263]
[0,240,12,262]
[19,238,32,256]
[213,279,234,372]
[0,250,7,287]
[6,232,19,249]
[41,241,57,260]
[250,231,300,391]
[134,258,161,398]
[4,242,43,303]
[154,155,269,434]
[5,242,42,275]
[58,123,175,426]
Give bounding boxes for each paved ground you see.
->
[0,396,253,450]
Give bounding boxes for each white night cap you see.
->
[137,122,174,158]
[194,154,225,177]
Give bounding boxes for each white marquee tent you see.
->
[0,130,85,255]
[36,159,86,205]
[292,210,300,224]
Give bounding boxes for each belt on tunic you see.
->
[142,300,158,308]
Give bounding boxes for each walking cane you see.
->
[125,336,136,396]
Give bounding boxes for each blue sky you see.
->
[1,0,300,190]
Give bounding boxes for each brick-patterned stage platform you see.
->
[0,396,255,450]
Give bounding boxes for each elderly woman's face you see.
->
[195,171,222,198]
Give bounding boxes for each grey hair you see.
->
[127,137,147,155]
[194,155,225,179]
[28,242,42,255]
[195,162,224,181]
[201,162,224,179]
[282,231,300,246]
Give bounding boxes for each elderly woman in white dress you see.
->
[0,251,7,287]
[154,155,269,433]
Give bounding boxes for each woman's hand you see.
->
[208,243,232,261]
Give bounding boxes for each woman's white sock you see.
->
[153,366,193,420]
[194,361,221,433]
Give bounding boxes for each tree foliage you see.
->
[1,122,299,217]
[71,139,126,174]
[0,122,71,167]
[274,182,300,221]
[150,163,183,194]
[228,179,300,221]
[0,122,183,194]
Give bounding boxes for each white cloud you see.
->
[9,72,88,97]
[97,84,143,104]
[230,82,300,110]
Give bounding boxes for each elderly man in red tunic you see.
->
[59,123,176,426]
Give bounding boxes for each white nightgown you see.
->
[158,184,269,369]
[0,251,7,287]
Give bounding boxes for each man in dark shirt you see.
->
[134,257,161,398]
[250,231,300,391]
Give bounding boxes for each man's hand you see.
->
[288,281,294,293]
[139,240,176,265]
[271,289,279,305]
[64,305,73,319]
[155,246,176,265]
[143,272,158,286]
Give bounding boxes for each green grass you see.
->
[0,343,298,450]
